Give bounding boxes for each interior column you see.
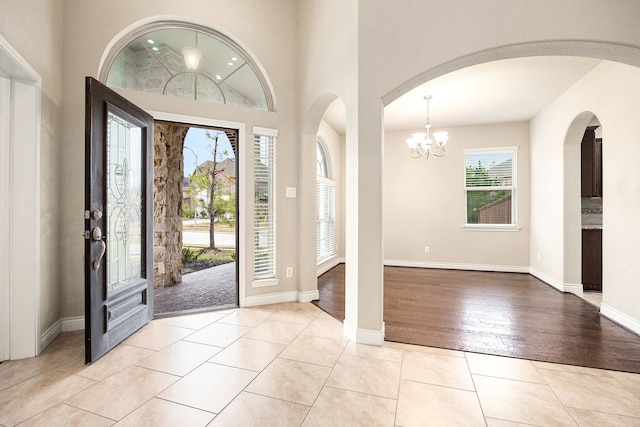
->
[343,98,385,345]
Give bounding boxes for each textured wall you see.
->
[153,122,188,287]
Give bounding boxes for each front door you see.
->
[85,77,154,363]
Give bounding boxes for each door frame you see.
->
[151,111,247,307]
[0,34,42,360]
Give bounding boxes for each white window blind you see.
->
[254,132,276,279]
[316,139,336,264]
[464,147,517,227]
[316,178,335,263]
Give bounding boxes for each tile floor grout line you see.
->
[462,351,489,426]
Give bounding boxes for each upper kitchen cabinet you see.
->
[581,126,603,197]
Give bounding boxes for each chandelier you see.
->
[406,95,449,159]
[182,32,202,71]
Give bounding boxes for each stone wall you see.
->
[153,122,188,287]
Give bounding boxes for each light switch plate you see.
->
[286,187,296,198]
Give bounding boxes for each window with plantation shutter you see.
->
[253,128,277,282]
[464,147,518,229]
[316,139,336,264]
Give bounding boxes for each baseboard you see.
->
[244,291,298,307]
[343,320,385,346]
[317,257,344,276]
[385,259,529,274]
[601,304,640,336]
[61,316,85,332]
[298,290,320,303]
[40,320,61,352]
[528,267,583,295]
[39,316,86,352]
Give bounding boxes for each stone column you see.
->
[153,122,188,287]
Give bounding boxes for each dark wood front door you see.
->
[84,77,154,363]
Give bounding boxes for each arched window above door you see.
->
[103,23,273,111]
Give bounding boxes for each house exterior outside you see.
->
[184,157,236,220]
[2,1,640,371]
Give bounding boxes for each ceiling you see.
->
[322,56,602,135]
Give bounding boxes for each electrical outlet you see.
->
[424,246,430,254]
[537,252,541,261]
[286,267,293,277]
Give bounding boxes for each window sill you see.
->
[462,225,520,232]
[251,278,280,288]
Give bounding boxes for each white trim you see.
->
[40,320,61,351]
[317,256,342,276]
[0,35,42,360]
[298,290,319,303]
[463,146,518,228]
[149,111,247,308]
[244,291,297,307]
[562,283,584,296]
[0,76,9,362]
[343,320,385,346]
[601,304,640,337]
[252,126,278,137]
[61,316,85,332]
[251,278,280,288]
[527,267,584,295]
[385,259,529,274]
[461,225,521,232]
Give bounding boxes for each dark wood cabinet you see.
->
[581,126,603,197]
[582,228,602,291]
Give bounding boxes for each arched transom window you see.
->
[103,23,273,111]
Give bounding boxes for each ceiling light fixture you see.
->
[406,95,449,159]
[182,32,202,71]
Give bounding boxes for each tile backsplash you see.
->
[581,197,602,228]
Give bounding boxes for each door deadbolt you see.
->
[92,227,102,241]
[92,209,103,220]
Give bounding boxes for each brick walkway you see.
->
[153,262,237,316]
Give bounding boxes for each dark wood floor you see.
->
[314,264,640,374]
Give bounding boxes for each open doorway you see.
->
[153,121,239,316]
[580,119,603,307]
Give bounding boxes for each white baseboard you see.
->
[298,290,320,303]
[61,316,85,332]
[385,259,529,274]
[601,304,640,336]
[39,316,85,353]
[343,320,385,346]
[40,320,61,351]
[317,257,344,276]
[244,291,298,307]
[528,268,583,295]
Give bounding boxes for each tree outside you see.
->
[184,130,236,250]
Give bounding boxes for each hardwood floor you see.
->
[313,264,640,374]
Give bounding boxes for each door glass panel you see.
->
[107,111,143,295]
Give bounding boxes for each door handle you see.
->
[92,227,106,270]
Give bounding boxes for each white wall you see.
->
[531,60,640,333]
[384,122,530,271]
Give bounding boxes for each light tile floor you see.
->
[1,302,640,426]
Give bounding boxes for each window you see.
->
[464,147,518,228]
[103,24,273,111]
[253,128,277,282]
[316,139,336,264]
